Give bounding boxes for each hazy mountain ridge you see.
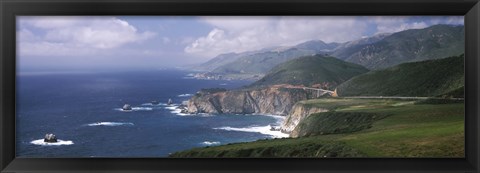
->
[211,48,317,74]
[193,24,464,76]
[192,40,341,76]
[337,24,464,69]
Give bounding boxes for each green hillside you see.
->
[292,111,389,137]
[170,98,464,157]
[336,54,464,97]
[335,24,464,69]
[249,55,369,89]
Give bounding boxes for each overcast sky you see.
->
[17,16,463,72]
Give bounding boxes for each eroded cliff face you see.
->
[280,103,328,134]
[186,87,323,116]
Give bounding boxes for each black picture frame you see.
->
[1,0,479,172]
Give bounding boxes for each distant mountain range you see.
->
[192,40,336,75]
[335,24,464,69]
[192,24,464,76]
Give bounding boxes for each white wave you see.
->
[178,94,193,97]
[166,105,213,117]
[31,139,74,146]
[201,141,221,146]
[214,125,289,138]
[133,107,153,111]
[167,106,191,116]
[170,108,189,116]
[219,83,228,86]
[141,103,167,106]
[114,107,153,112]
[86,122,134,127]
[165,106,177,110]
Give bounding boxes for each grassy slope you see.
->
[336,54,464,97]
[170,98,464,158]
[292,111,389,137]
[249,55,369,89]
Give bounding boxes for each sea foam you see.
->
[201,141,221,146]
[114,107,153,112]
[30,139,74,146]
[178,94,193,97]
[141,103,167,106]
[86,122,134,127]
[213,125,289,138]
[166,105,190,116]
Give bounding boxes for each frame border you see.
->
[1,0,479,172]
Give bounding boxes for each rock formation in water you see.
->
[122,104,132,111]
[44,133,58,143]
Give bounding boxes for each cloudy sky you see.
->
[17,16,463,72]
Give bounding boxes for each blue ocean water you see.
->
[16,70,286,157]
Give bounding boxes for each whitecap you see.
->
[166,105,212,117]
[86,122,134,127]
[132,107,153,111]
[31,139,74,146]
[165,106,177,110]
[201,141,221,146]
[167,106,191,116]
[114,107,153,112]
[141,103,167,106]
[170,109,189,116]
[178,94,193,97]
[219,83,228,86]
[213,125,289,138]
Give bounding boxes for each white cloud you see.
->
[18,16,156,56]
[185,16,368,58]
[161,37,171,44]
[200,16,274,31]
[432,16,464,25]
[371,16,429,34]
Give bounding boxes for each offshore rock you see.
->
[122,104,132,111]
[44,133,58,143]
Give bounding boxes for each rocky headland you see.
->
[186,86,330,116]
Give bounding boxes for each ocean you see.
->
[16,70,287,157]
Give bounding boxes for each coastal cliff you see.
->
[280,103,328,134]
[186,87,329,116]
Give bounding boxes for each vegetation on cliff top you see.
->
[292,111,389,137]
[171,98,464,157]
[336,54,464,97]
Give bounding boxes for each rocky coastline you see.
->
[183,86,332,137]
